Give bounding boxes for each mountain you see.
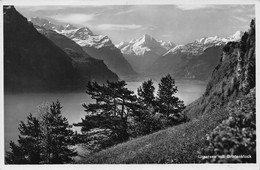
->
[34,25,90,58]
[79,19,255,164]
[116,34,172,56]
[29,17,77,32]
[4,6,118,91]
[4,6,78,91]
[116,34,176,73]
[158,40,176,50]
[34,26,119,83]
[148,31,244,80]
[165,31,244,56]
[30,17,135,76]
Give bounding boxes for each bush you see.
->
[198,89,256,163]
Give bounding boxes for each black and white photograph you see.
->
[1,0,258,168]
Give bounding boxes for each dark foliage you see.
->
[157,74,185,125]
[199,89,255,163]
[132,79,162,136]
[5,101,77,164]
[6,114,42,164]
[76,76,187,151]
[75,80,137,147]
[137,79,156,107]
[40,101,77,164]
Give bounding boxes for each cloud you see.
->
[16,6,67,12]
[95,24,142,31]
[141,25,157,31]
[247,14,255,19]
[49,13,97,25]
[114,8,136,15]
[233,25,249,30]
[161,34,171,38]
[175,4,214,10]
[233,16,249,23]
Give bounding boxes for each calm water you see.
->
[4,80,206,152]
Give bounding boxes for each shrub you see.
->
[198,89,256,163]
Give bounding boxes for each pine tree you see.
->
[137,79,155,107]
[5,101,77,164]
[75,80,137,145]
[135,79,156,122]
[132,79,162,136]
[6,114,42,164]
[40,101,77,164]
[6,142,27,164]
[157,74,185,123]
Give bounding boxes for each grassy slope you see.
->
[79,103,228,163]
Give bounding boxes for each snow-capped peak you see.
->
[29,16,78,32]
[115,41,129,49]
[70,26,94,40]
[227,30,244,41]
[159,40,176,50]
[61,26,114,48]
[29,17,114,49]
[117,34,175,56]
[64,24,77,30]
[167,31,244,56]
[196,31,244,46]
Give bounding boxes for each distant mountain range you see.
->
[29,17,135,76]
[148,31,243,80]
[116,31,243,80]
[29,17,77,32]
[163,31,243,56]
[7,9,245,88]
[4,6,118,91]
[29,16,244,81]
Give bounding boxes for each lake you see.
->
[4,80,207,152]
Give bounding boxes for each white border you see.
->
[0,0,259,170]
[0,0,258,6]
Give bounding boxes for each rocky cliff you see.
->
[185,19,255,126]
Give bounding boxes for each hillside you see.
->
[78,19,255,164]
[151,46,223,80]
[4,6,78,91]
[34,25,91,58]
[34,26,118,83]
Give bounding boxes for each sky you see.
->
[15,4,255,45]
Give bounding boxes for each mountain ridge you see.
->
[34,25,119,83]
[29,17,136,76]
[148,31,244,80]
[165,31,244,56]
